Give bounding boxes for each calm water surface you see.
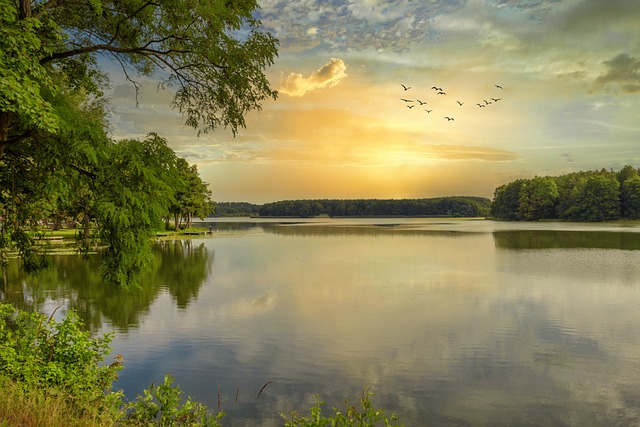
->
[3,218,640,426]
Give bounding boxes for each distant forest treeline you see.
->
[213,202,262,217]
[491,165,640,221]
[213,197,491,218]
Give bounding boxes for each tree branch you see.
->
[33,0,58,19]
[67,163,97,180]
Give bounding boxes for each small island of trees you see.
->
[490,165,640,221]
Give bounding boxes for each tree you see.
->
[621,176,640,219]
[169,158,212,230]
[617,165,639,185]
[0,66,110,270]
[516,177,559,220]
[1,0,278,286]
[95,133,179,289]
[490,179,527,220]
[0,0,278,157]
[573,174,621,221]
[0,0,59,156]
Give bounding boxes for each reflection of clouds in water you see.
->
[225,290,277,319]
[115,228,640,425]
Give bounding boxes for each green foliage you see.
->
[2,0,278,138]
[282,390,402,427]
[95,134,179,289]
[0,303,123,414]
[169,158,212,230]
[259,197,491,218]
[212,202,262,217]
[1,0,278,288]
[492,167,638,222]
[0,303,404,426]
[0,0,59,138]
[8,228,50,272]
[121,374,224,426]
[568,174,620,221]
[490,179,526,220]
[621,176,640,219]
[516,177,558,220]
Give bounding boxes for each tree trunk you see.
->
[83,206,90,238]
[0,112,12,159]
[19,0,31,19]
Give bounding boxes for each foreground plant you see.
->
[121,374,224,427]
[0,303,401,426]
[0,303,123,415]
[282,390,403,427]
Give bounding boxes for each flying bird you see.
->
[401,84,411,91]
[400,98,413,102]
[456,101,464,106]
[483,99,491,105]
[406,105,415,109]
[477,103,486,108]
[425,109,433,113]
[437,91,446,95]
[444,116,454,121]
[495,84,503,89]
[417,99,427,105]
[491,97,502,102]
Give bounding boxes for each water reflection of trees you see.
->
[257,223,479,238]
[493,230,640,250]
[1,240,212,332]
[150,240,212,309]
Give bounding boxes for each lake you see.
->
[3,218,640,426]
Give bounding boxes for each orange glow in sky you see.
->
[108,0,640,203]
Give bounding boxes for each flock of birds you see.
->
[399,83,504,122]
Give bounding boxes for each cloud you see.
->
[593,53,640,94]
[279,58,348,96]
[347,0,411,24]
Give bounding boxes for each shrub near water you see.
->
[282,391,403,427]
[0,303,401,426]
[0,304,123,425]
[0,304,123,407]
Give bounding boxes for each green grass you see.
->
[0,378,118,427]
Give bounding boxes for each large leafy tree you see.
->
[0,0,278,286]
[490,179,527,220]
[621,176,640,219]
[571,174,621,221]
[0,0,278,156]
[95,133,180,289]
[516,176,559,221]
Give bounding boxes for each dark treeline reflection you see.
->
[494,230,640,250]
[203,221,480,238]
[1,240,212,332]
[261,224,477,238]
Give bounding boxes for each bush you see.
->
[121,374,225,426]
[0,303,400,426]
[281,389,403,427]
[0,303,123,415]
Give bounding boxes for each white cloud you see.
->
[347,0,410,24]
[279,58,348,96]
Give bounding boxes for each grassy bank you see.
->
[0,377,117,427]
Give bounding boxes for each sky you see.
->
[107,0,640,204]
